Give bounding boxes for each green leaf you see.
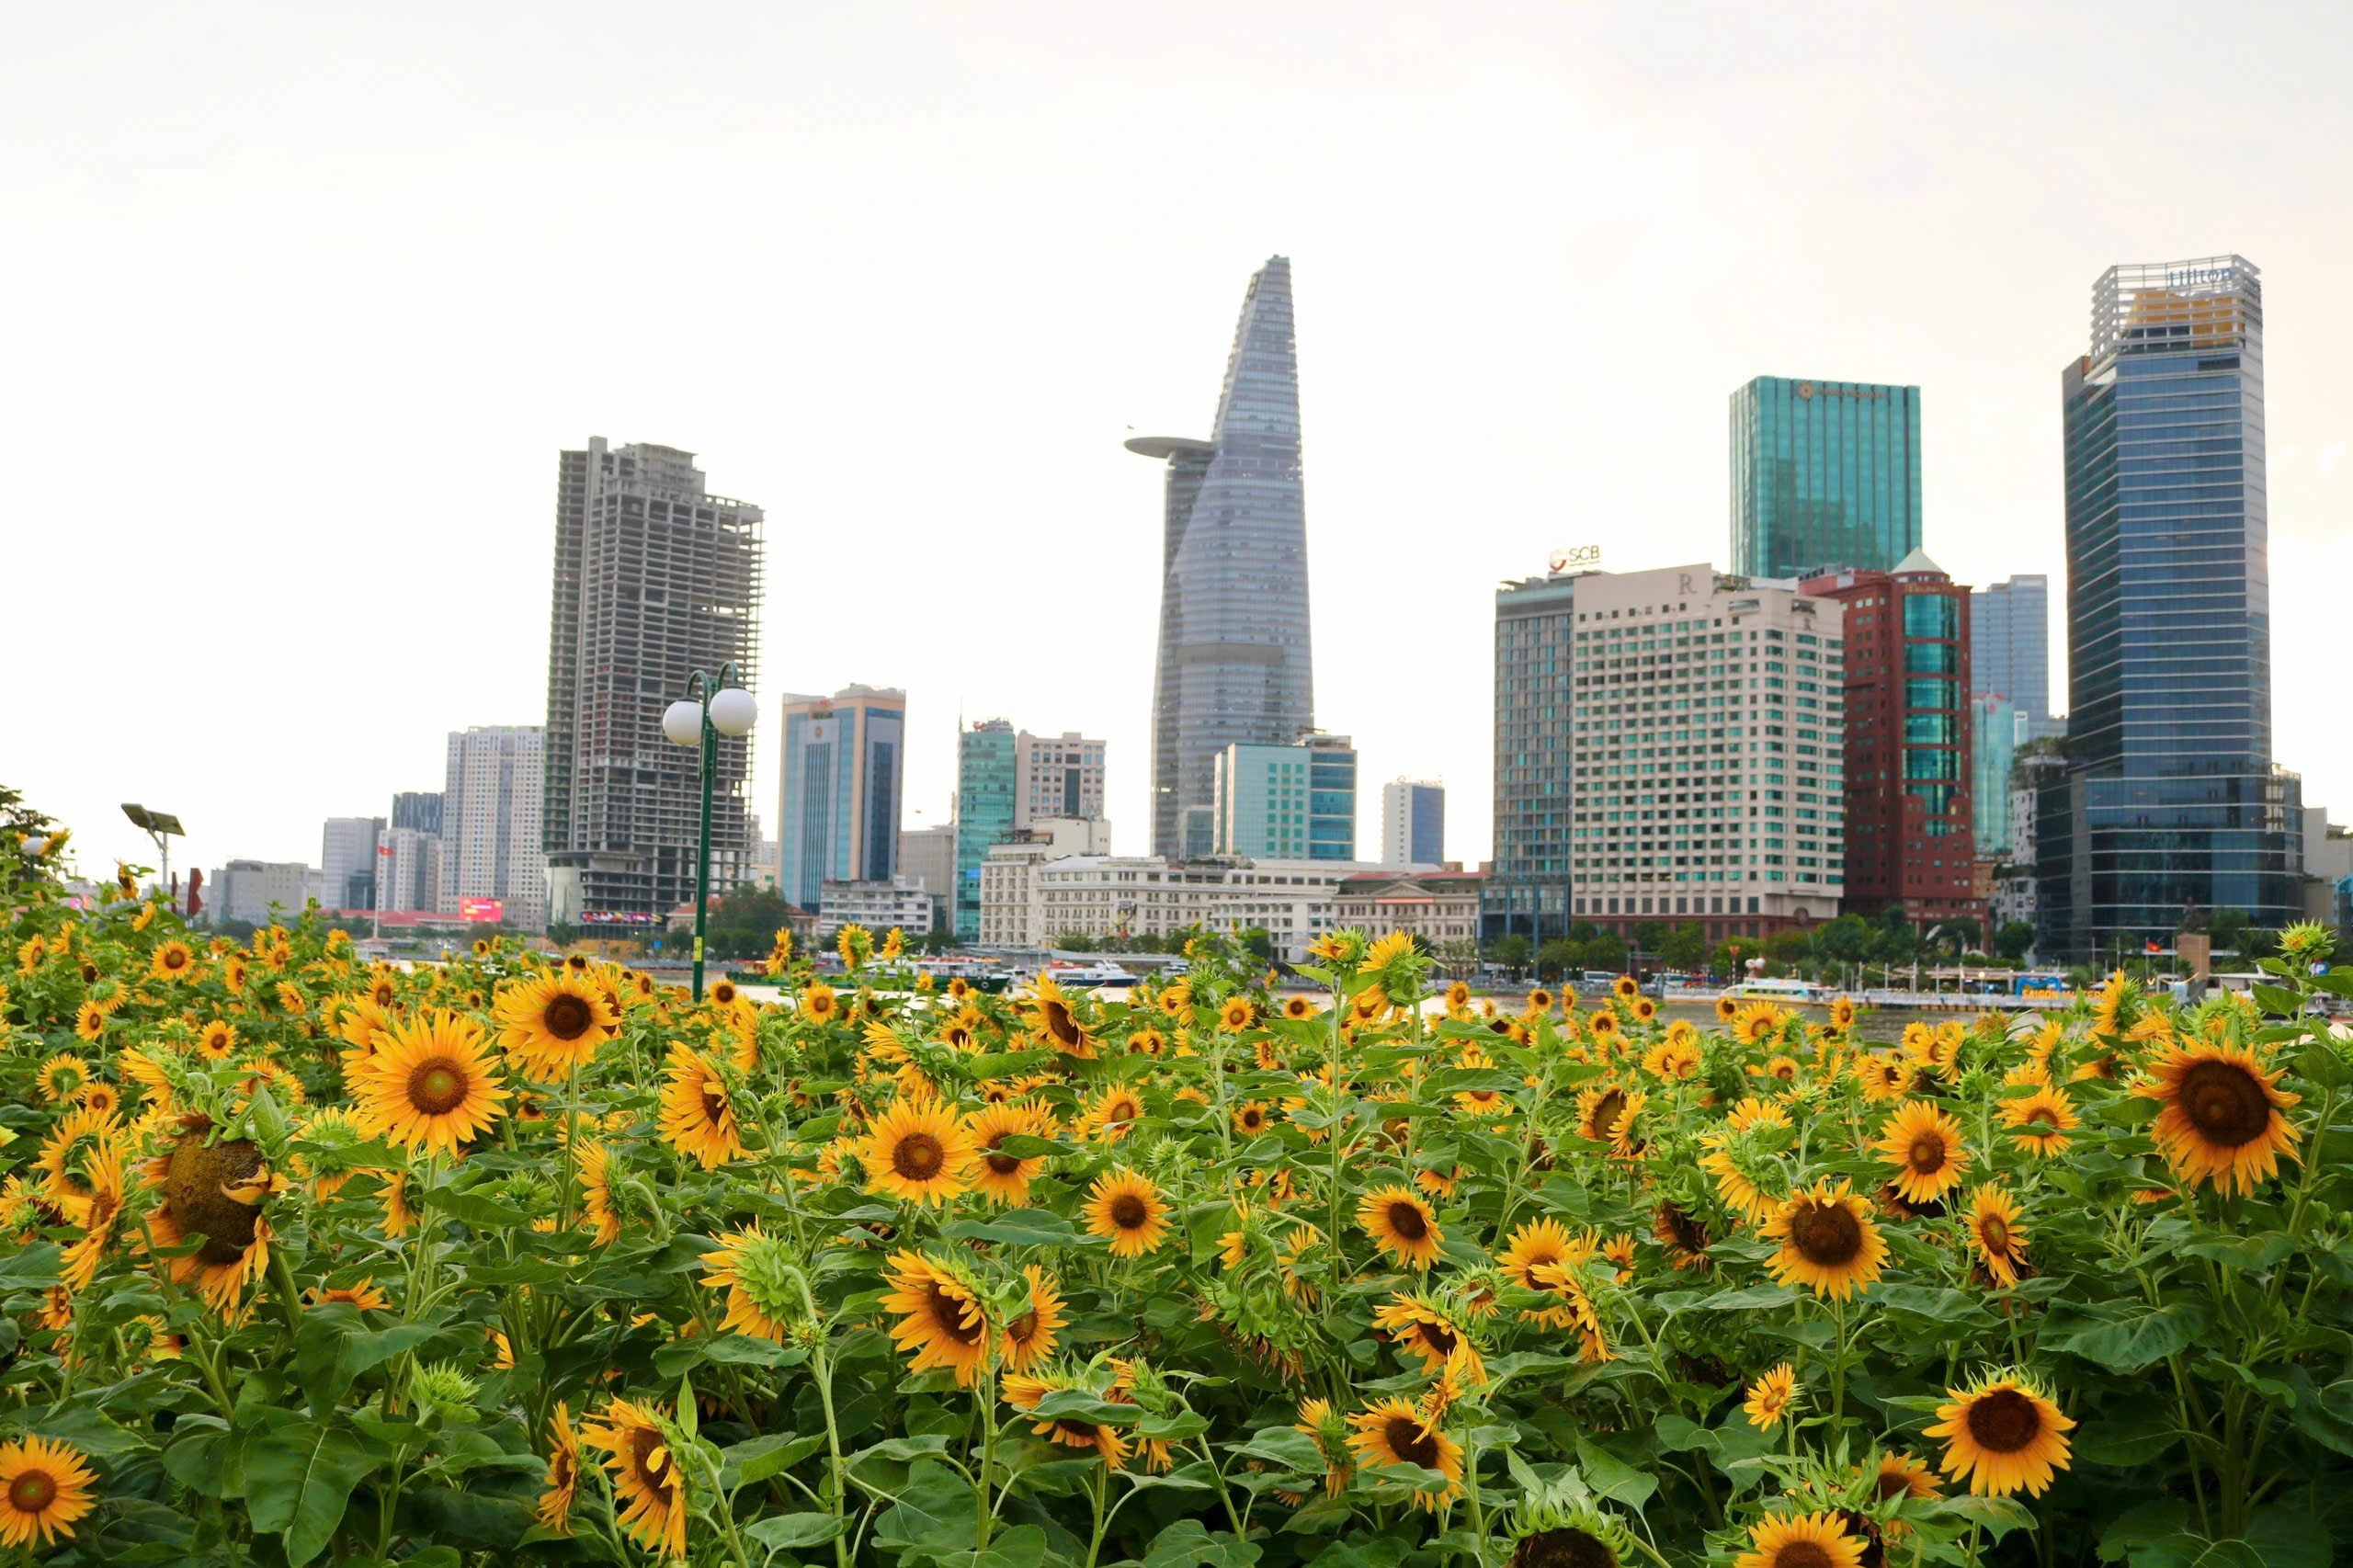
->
[1232,1426,1325,1472]
[415,1183,534,1229]
[2293,1043,2352,1089]
[291,1305,451,1413]
[2181,1232,2298,1273]
[1024,1388,1140,1426]
[1142,1517,1264,1567]
[0,1243,62,1290]
[870,1459,981,1562]
[744,1511,847,1551]
[721,1431,825,1491]
[943,1210,1104,1248]
[1930,1494,2037,1541]
[2057,1302,2211,1371]
[2251,983,2303,1017]
[702,1333,806,1367]
[1574,1438,1656,1509]
[1699,1285,1798,1312]
[939,1523,1054,1567]
[243,1419,385,1568]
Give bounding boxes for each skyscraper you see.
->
[1211,733,1356,860]
[1381,779,1446,867]
[2042,256,2302,956]
[542,438,764,926]
[1971,574,2056,729]
[1731,376,1924,579]
[954,720,1016,940]
[778,686,905,913]
[1131,256,1313,859]
[1015,732,1106,826]
[440,725,547,931]
[320,817,383,912]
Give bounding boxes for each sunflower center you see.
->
[1789,1200,1863,1266]
[1979,1215,2012,1253]
[9,1470,57,1512]
[984,1142,1023,1176]
[1043,1003,1080,1046]
[1383,1416,1440,1469]
[2178,1059,2270,1147]
[1007,1309,1039,1344]
[165,1134,265,1265]
[1873,1469,1910,1501]
[1109,1195,1149,1230]
[1419,1320,1457,1356]
[1511,1525,1618,1568]
[1964,1387,2042,1453]
[1241,1109,1264,1129]
[543,994,595,1041]
[1386,1201,1429,1242]
[627,1427,674,1498]
[892,1132,946,1181]
[1907,1133,1947,1174]
[925,1283,983,1345]
[2025,1107,2059,1130]
[1768,1545,1834,1568]
[700,1086,729,1126]
[1594,1092,1626,1138]
[550,1449,576,1487]
[409,1061,468,1116]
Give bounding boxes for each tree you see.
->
[1051,930,1096,952]
[1814,915,1871,964]
[1487,933,1533,973]
[1238,928,1274,964]
[1433,938,1482,980]
[1537,938,1578,983]
[1943,915,1984,950]
[1713,937,1760,975]
[1765,929,1813,966]
[1656,922,1710,971]
[2210,908,2254,954]
[1993,920,2037,963]
[1582,930,1630,974]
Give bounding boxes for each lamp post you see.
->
[663,665,757,1002]
[122,804,186,904]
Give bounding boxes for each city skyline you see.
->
[10,7,2349,889]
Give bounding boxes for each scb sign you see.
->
[1548,545,1603,573]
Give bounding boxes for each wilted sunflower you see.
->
[350,1010,509,1156]
[582,1397,688,1560]
[1346,1396,1463,1512]
[999,1265,1065,1371]
[1924,1369,2075,1496]
[1358,1185,1443,1271]
[1653,1200,1713,1272]
[1744,1363,1797,1429]
[1965,1183,2029,1289]
[1873,1100,1971,1204]
[493,971,618,1081]
[1733,1510,1866,1568]
[2000,1085,2079,1157]
[0,1436,97,1550]
[878,1250,992,1384]
[1005,1369,1127,1466]
[966,1101,1055,1206]
[860,1096,975,1205]
[149,940,195,982]
[148,1126,276,1313]
[656,1043,744,1170]
[1085,1167,1171,1258]
[2140,1040,2302,1196]
[1372,1293,1484,1384]
[1762,1179,1889,1301]
[537,1402,580,1535]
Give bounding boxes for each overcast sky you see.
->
[6,2,2349,890]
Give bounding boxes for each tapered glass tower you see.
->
[1131,256,1314,859]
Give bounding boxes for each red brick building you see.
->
[1802,552,1986,928]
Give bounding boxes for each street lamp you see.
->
[122,804,186,903]
[663,665,757,1001]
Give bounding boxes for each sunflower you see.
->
[1346,1396,1463,1512]
[75,1083,120,1118]
[1445,980,1472,1010]
[1853,1051,1912,1102]
[1762,1180,1889,1301]
[1455,1084,1511,1118]
[2140,1040,2302,1197]
[1924,1369,2075,1496]
[1232,1100,1273,1137]
[1085,1167,1171,1258]
[349,1010,508,1156]
[577,1140,621,1244]
[38,1106,120,1222]
[1076,1084,1145,1144]
[59,1136,129,1291]
[1295,1397,1354,1497]
[1358,1186,1443,1271]
[1965,1183,2029,1289]
[878,1250,993,1384]
[1642,1034,1702,1081]
[999,1265,1065,1371]
[1731,1001,1786,1047]
[1372,1293,1484,1384]
[150,1128,276,1312]
[149,940,195,982]
[1733,1510,1866,1568]
[71,1002,105,1043]
[36,1054,89,1104]
[1587,1009,1620,1043]
[965,1101,1053,1207]
[1828,995,1859,1031]
[582,1397,688,1560]
[800,979,838,1023]
[493,971,618,1081]
[1576,1085,1645,1153]
[1870,1448,1941,1506]
[1653,1200,1713,1272]
[2000,1085,2079,1157]
[1005,1370,1127,1465]
[859,1096,975,1205]
[656,1043,743,1169]
[1873,1100,1971,1205]
[1744,1363,1797,1429]
[1030,977,1095,1057]
[0,1436,97,1550]
[699,1224,804,1343]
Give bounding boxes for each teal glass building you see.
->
[1731,376,1923,580]
[953,721,1016,940]
[1211,734,1355,860]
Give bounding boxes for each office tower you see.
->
[1730,376,1924,579]
[897,823,958,915]
[778,686,906,913]
[1015,732,1106,826]
[391,792,443,835]
[1211,733,1356,860]
[1802,553,1978,925]
[321,817,384,912]
[1381,779,1446,867]
[1972,692,2018,857]
[1131,256,1314,858]
[540,438,764,926]
[1970,574,2053,726]
[1543,564,1844,937]
[2042,256,2302,956]
[1487,568,1579,946]
[955,720,1016,939]
[439,726,547,930]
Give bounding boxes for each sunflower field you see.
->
[4,839,2353,1567]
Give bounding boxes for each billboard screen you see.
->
[460,898,505,924]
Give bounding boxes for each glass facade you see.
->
[1212,736,1355,860]
[1970,574,2052,723]
[1486,574,1577,942]
[1731,376,1922,579]
[779,687,905,914]
[2041,256,2302,956]
[953,721,1016,940]
[1132,257,1314,858]
[1972,693,2017,856]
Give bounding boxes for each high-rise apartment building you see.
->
[955,720,1017,939]
[2041,256,2303,956]
[376,830,439,916]
[1381,779,1446,867]
[541,438,763,926]
[1016,732,1106,826]
[1802,554,1978,925]
[779,686,906,913]
[439,725,547,930]
[1970,574,2054,728]
[1211,733,1356,860]
[1131,256,1314,858]
[321,817,384,912]
[1731,376,1923,580]
[1488,569,1580,945]
[391,792,443,835]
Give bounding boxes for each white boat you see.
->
[1723,977,1830,1005]
[1040,960,1135,989]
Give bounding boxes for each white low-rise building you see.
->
[978,818,1116,948]
[818,875,940,938]
[995,852,1432,961]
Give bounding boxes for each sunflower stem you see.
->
[265,1247,304,1335]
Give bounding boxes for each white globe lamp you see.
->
[662,700,704,748]
[707,687,758,738]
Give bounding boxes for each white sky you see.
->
[6,2,2349,888]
